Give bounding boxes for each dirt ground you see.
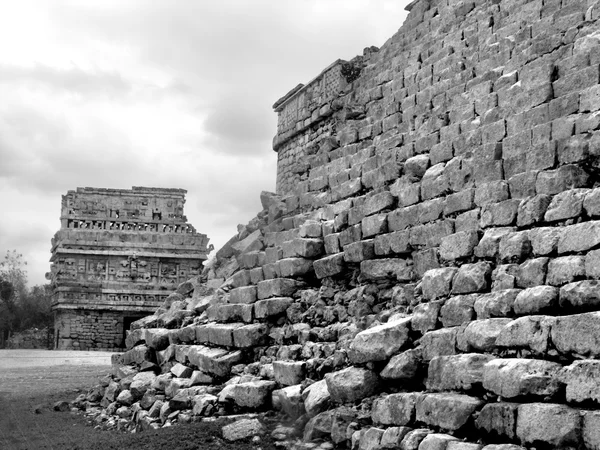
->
[0,350,279,450]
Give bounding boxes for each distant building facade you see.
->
[48,186,210,350]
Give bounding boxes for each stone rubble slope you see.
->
[72,0,600,449]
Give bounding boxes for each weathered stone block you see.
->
[480,199,520,228]
[257,278,302,299]
[232,323,269,348]
[552,312,600,357]
[380,348,421,380]
[273,361,306,386]
[475,402,519,440]
[516,403,582,448]
[422,267,458,300]
[483,358,562,399]
[371,392,422,426]
[363,191,395,216]
[439,231,479,260]
[361,214,388,238]
[544,188,588,222]
[499,231,531,263]
[496,315,556,355]
[314,253,345,279]
[547,255,586,286]
[420,328,458,361]
[561,360,600,404]
[412,301,443,334]
[474,227,515,259]
[427,353,493,392]
[516,195,551,227]
[461,319,512,352]
[558,221,600,254]
[586,249,600,279]
[515,257,548,288]
[206,304,253,323]
[474,289,520,319]
[416,393,483,431]
[349,317,411,363]
[302,379,330,418]
[559,280,600,311]
[325,367,380,404]
[513,285,557,315]
[219,380,277,409]
[418,434,460,450]
[229,286,257,304]
[344,240,375,262]
[360,258,413,282]
[440,295,476,327]
[254,297,293,319]
[452,262,491,294]
[207,323,242,347]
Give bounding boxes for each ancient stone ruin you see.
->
[73,0,600,449]
[48,187,210,350]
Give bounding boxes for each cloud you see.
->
[0,63,132,97]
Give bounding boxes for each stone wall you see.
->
[79,0,600,448]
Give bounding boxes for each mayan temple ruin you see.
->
[70,0,600,448]
[48,187,210,350]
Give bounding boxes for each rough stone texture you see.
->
[349,317,411,363]
[416,393,483,431]
[222,418,265,441]
[325,367,380,404]
[516,403,582,448]
[371,392,421,426]
[49,187,209,350]
[482,358,562,399]
[551,312,600,357]
[427,354,493,392]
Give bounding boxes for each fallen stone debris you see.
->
[64,0,600,448]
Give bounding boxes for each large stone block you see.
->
[349,317,411,363]
[561,360,600,404]
[380,348,421,380]
[559,280,600,311]
[232,323,269,348]
[440,295,476,327]
[513,285,558,315]
[360,258,413,281]
[273,361,306,386]
[187,345,242,378]
[277,257,314,277]
[474,289,520,319]
[254,297,293,319]
[427,354,493,392]
[558,221,600,254]
[420,328,458,361]
[451,262,492,294]
[475,402,519,440]
[371,392,422,426]
[257,278,302,299]
[314,253,345,279]
[422,267,458,300]
[325,367,380,404]
[482,358,562,399]
[344,240,375,262]
[460,319,512,352]
[516,403,582,448]
[302,379,330,418]
[229,286,258,304]
[416,393,483,431]
[552,312,600,357]
[412,301,443,334]
[496,315,556,354]
[219,380,277,409]
[206,304,253,323]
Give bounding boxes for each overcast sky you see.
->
[0,0,410,287]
